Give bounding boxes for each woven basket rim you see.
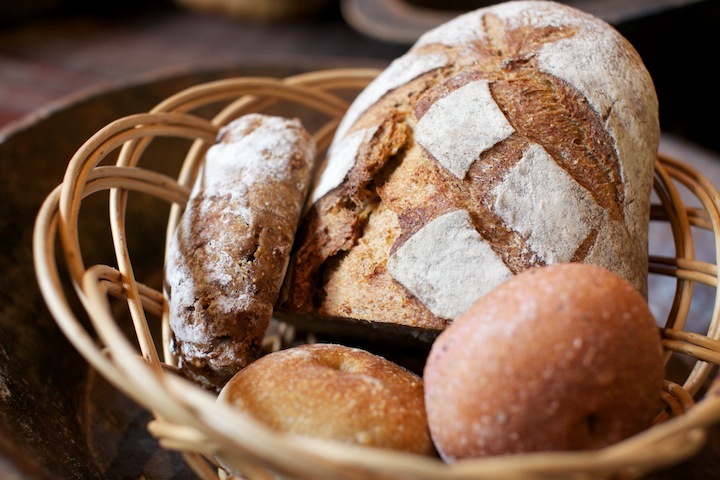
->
[32,68,720,480]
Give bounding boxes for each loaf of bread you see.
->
[277,0,660,336]
[165,114,315,391]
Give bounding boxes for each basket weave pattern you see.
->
[32,69,720,479]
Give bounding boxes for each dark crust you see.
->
[279,9,631,333]
[168,186,289,389]
[279,113,414,312]
[166,116,314,392]
[273,311,441,347]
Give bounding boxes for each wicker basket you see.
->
[32,68,720,479]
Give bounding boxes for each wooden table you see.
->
[1,1,720,478]
[0,2,408,129]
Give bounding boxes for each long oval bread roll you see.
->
[165,113,315,391]
[278,0,660,337]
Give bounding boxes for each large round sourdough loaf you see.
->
[277,0,660,336]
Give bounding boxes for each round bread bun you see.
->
[424,263,665,461]
[217,343,435,456]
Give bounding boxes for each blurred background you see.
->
[0,0,718,153]
[1,1,720,479]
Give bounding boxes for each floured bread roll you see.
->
[165,114,315,391]
[277,0,659,336]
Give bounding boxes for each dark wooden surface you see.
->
[0,1,403,130]
[1,0,719,148]
[2,1,720,479]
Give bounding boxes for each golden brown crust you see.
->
[217,343,436,456]
[165,114,315,391]
[424,263,665,460]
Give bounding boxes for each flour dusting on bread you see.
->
[311,126,378,203]
[278,0,660,336]
[334,52,448,143]
[166,113,315,390]
[415,80,515,179]
[388,209,512,319]
[492,143,604,264]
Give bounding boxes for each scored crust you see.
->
[278,0,659,336]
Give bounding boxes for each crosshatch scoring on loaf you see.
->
[277,0,660,334]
